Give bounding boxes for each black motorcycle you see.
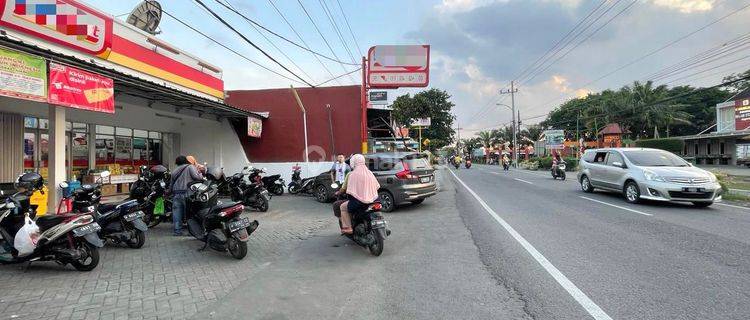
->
[261,174,285,196]
[186,167,259,259]
[0,173,103,271]
[227,167,270,212]
[131,165,172,228]
[335,193,390,256]
[288,165,316,195]
[59,171,148,249]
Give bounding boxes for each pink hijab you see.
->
[346,154,380,203]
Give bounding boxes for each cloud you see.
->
[650,0,716,13]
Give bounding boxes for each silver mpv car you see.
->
[577,148,722,207]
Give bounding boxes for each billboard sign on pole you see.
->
[544,130,565,149]
[410,118,432,128]
[367,45,430,88]
[369,91,387,103]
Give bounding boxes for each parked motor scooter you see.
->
[185,167,259,259]
[131,165,172,228]
[287,165,317,195]
[0,173,104,271]
[59,171,148,249]
[227,167,271,212]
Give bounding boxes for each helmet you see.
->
[15,172,44,191]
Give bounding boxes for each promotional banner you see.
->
[368,45,430,88]
[544,130,565,149]
[735,99,750,131]
[48,62,114,113]
[369,91,387,102]
[410,118,432,127]
[0,47,46,102]
[248,116,262,138]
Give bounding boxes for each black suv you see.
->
[314,152,437,212]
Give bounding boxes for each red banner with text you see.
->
[48,62,114,113]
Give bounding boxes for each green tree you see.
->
[723,69,750,93]
[391,89,456,150]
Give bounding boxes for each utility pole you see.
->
[499,81,519,167]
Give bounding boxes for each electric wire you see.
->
[161,8,307,85]
[212,0,359,66]
[266,0,342,85]
[334,0,364,56]
[297,0,357,82]
[221,0,315,83]
[194,0,316,86]
[318,0,357,64]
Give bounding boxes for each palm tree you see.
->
[629,81,691,138]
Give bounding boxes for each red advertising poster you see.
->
[48,62,114,113]
[735,99,750,131]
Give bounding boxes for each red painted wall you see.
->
[226,86,362,162]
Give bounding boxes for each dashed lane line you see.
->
[448,169,614,320]
[579,196,653,217]
[514,178,534,185]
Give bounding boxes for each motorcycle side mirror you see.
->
[100,170,111,178]
[59,182,69,189]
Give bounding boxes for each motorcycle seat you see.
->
[213,201,241,211]
[98,203,117,213]
[35,215,66,232]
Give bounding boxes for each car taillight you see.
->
[395,161,415,180]
[220,204,244,217]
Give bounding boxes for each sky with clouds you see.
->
[98,0,750,136]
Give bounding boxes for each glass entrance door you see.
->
[23,130,49,179]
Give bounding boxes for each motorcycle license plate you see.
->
[419,176,431,183]
[123,211,144,222]
[228,217,251,232]
[73,222,101,237]
[261,190,271,200]
[371,219,387,229]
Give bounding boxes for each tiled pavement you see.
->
[0,195,332,320]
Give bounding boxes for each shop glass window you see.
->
[39,119,48,130]
[73,123,88,132]
[96,134,115,165]
[133,137,148,166]
[148,139,162,165]
[116,127,132,136]
[115,136,132,166]
[24,132,35,169]
[134,129,148,138]
[24,117,37,128]
[97,125,114,135]
[149,131,162,139]
[71,132,89,174]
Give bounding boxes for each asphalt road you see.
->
[451,164,750,320]
[192,169,531,320]
[192,164,750,320]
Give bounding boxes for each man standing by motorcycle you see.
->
[169,156,205,236]
[330,154,351,185]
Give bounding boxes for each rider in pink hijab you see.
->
[346,154,380,204]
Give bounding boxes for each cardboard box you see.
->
[101,184,118,196]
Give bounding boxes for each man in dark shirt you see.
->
[169,155,204,236]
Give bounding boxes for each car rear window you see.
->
[404,157,431,170]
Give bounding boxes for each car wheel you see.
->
[315,185,329,203]
[580,175,594,193]
[623,181,641,204]
[378,191,395,212]
[692,201,713,208]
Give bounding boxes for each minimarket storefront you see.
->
[0,0,262,213]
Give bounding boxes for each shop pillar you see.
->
[47,105,66,214]
[88,124,96,171]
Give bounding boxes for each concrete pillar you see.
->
[47,105,66,214]
[88,124,96,171]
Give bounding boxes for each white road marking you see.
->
[514,178,534,185]
[448,169,613,320]
[491,172,501,175]
[579,196,653,216]
[716,203,750,211]
[511,169,548,177]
